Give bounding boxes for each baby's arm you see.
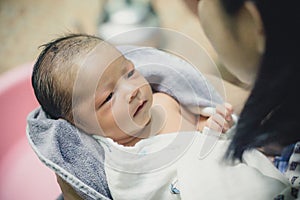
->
[201,103,234,133]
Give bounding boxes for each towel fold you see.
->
[26,46,223,199]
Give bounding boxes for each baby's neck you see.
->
[142,104,168,136]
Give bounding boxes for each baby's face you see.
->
[72,42,153,144]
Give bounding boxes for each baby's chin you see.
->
[133,109,152,126]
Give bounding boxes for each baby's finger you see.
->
[216,104,227,118]
[224,103,233,114]
[208,114,227,132]
[225,111,233,123]
[224,103,234,121]
[211,113,231,133]
[205,117,222,132]
[222,121,231,133]
[216,103,233,122]
[212,113,226,127]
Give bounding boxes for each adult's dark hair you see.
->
[222,0,300,160]
[32,34,101,121]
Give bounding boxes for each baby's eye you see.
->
[127,69,135,78]
[103,92,114,105]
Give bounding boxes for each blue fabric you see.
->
[274,144,295,173]
[26,46,223,199]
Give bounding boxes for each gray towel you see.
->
[26,46,223,200]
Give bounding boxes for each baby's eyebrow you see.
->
[96,79,113,96]
[121,65,127,75]
[94,57,128,101]
[94,86,110,108]
[95,94,102,108]
[121,58,130,72]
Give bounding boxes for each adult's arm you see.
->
[56,174,83,200]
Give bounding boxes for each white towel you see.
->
[94,130,292,200]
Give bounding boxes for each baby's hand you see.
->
[205,103,234,133]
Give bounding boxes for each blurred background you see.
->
[0,0,243,199]
[0,0,222,74]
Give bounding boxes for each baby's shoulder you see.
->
[153,92,180,111]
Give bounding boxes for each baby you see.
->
[32,33,233,146]
[31,34,290,200]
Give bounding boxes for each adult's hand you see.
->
[56,174,83,200]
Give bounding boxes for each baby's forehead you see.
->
[81,43,124,71]
[74,43,126,90]
[89,42,121,57]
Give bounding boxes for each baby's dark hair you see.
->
[32,34,102,121]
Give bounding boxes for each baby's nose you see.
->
[128,88,139,103]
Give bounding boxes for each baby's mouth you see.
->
[133,100,147,117]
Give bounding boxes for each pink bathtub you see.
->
[0,63,61,199]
